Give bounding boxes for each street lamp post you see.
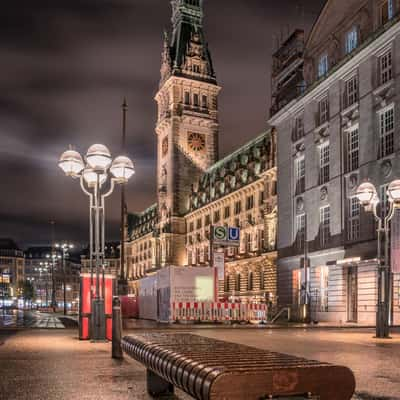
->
[58,144,134,341]
[355,180,400,338]
[55,243,74,315]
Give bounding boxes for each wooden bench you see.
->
[122,333,355,400]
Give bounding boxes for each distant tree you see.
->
[19,280,36,309]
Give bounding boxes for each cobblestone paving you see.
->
[191,328,400,400]
[1,327,399,399]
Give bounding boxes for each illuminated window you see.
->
[381,0,394,24]
[345,27,358,54]
[318,54,329,78]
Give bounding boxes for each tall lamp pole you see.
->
[58,144,134,341]
[355,180,400,338]
[55,243,74,315]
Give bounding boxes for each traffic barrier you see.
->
[171,301,267,323]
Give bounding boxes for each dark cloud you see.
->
[0,0,325,247]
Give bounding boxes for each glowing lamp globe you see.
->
[355,182,377,207]
[58,150,84,176]
[82,169,107,187]
[86,144,112,170]
[388,180,400,204]
[110,156,135,183]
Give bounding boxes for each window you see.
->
[344,75,359,108]
[235,274,241,291]
[246,233,252,253]
[319,142,330,185]
[379,105,394,158]
[234,201,242,215]
[319,266,329,312]
[345,27,358,54]
[318,54,329,78]
[295,156,305,194]
[213,210,220,223]
[205,214,211,226]
[247,272,254,291]
[293,115,304,141]
[259,191,265,206]
[189,222,194,232]
[296,213,306,251]
[347,127,359,172]
[234,218,240,228]
[193,93,199,107]
[381,0,394,24]
[202,95,208,108]
[348,197,360,241]
[184,91,190,105]
[246,195,254,210]
[260,270,265,290]
[224,206,230,219]
[379,50,393,85]
[319,96,329,125]
[320,206,330,247]
[196,218,202,230]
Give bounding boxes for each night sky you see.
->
[0,0,325,248]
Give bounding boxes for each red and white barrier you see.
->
[171,302,267,323]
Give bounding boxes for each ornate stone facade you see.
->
[125,0,277,304]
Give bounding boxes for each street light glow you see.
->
[388,180,400,205]
[58,149,85,177]
[355,182,377,207]
[110,156,135,183]
[85,144,112,170]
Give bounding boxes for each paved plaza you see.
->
[1,316,400,400]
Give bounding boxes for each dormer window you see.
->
[318,54,329,78]
[381,0,394,24]
[345,27,358,54]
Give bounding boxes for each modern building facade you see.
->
[0,239,24,301]
[25,246,80,310]
[126,0,278,304]
[270,0,400,324]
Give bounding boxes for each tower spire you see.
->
[164,0,215,84]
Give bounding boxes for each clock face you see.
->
[162,137,168,156]
[188,132,206,152]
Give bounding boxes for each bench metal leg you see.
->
[146,369,174,397]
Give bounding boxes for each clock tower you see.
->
[155,0,221,266]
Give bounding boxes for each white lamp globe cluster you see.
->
[58,144,134,185]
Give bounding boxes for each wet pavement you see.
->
[1,319,400,399]
[0,310,65,329]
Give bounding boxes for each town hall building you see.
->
[125,0,278,304]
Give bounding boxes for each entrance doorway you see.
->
[347,266,358,322]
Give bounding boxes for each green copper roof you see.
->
[188,129,275,212]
